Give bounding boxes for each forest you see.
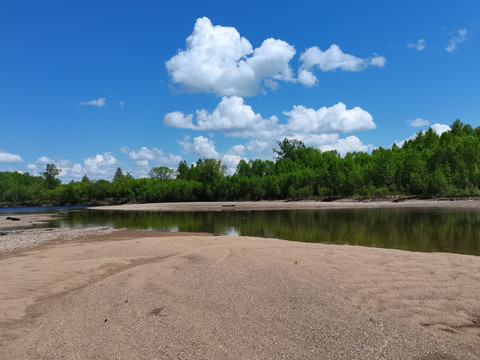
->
[1,120,480,207]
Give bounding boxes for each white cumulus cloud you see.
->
[165,96,280,139]
[409,118,430,127]
[164,111,195,129]
[430,123,451,135]
[79,98,106,107]
[407,39,426,51]
[27,156,67,177]
[320,136,371,155]
[394,123,451,148]
[297,68,318,87]
[0,150,23,163]
[228,144,246,156]
[298,44,386,86]
[179,136,220,159]
[178,137,245,174]
[35,156,54,165]
[167,97,376,159]
[446,28,467,52]
[119,146,131,154]
[166,17,296,96]
[284,102,376,134]
[83,152,118,176]
[128,146,182,168]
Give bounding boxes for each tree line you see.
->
[1,120,479,207]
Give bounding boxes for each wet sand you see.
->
[90,198,480,212]
[0,214,115,255]
[1,225,479,359]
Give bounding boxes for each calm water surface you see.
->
[0,206,86,215]
[46,208,480,256]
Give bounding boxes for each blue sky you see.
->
[1,0,479,180]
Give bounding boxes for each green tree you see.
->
[236,159,251,177]
[176,161,190,180]
[113,167,124,181]
[195,158,227,185]
[43,163,61,189]
[273,139,306,160]
[149,166,174,180]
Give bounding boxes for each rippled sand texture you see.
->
[1,230,479,359]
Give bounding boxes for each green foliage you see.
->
[149,166,174,180]
[2,120,480,206]
[43,163,61,189]
[113,167,124,180]
[273,138,306,160]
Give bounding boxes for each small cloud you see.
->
[119,146,131,154]
[298,44,386,87]
[34,156,54,165]
[430,123,451,135]
[79,98,106,107]
[393,123,451,148]
[0,150,23,163]
[319,136,371,156]
[119,100,125,108]
[297,69,318,87]
[178,135,220,159]
[409,118,430,127]
[446,28,467,53]
[128,146,182,168]
[407,39,426,51]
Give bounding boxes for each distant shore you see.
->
[90,198,480,212]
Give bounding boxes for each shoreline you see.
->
[0,228,479,359]
[0,214,116,255]
[89,198,480,212]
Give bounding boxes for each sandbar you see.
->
[90,198,480,212]
[0,219,479,359]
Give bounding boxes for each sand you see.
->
[0,214,115,255]
[89,198,480,212]
[1,222,479,359]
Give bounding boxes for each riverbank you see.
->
[0,228,479,359]
[90,198,480,212]
[0,214,115,255]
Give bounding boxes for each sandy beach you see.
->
[1,204,479,359]
[90,198,480,212]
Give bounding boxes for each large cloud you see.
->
[298,44,386,86]
[82,152,118,176]
[128,146,182,168]
[166,17,296,96]
[164,96,279,138]
[29,152,119,179]
[26,148,183,181]
[166,97,374,141]
[168,97,376,159]
[178,136,220,159]
[0,150,23,163]
[284,102,376,134]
